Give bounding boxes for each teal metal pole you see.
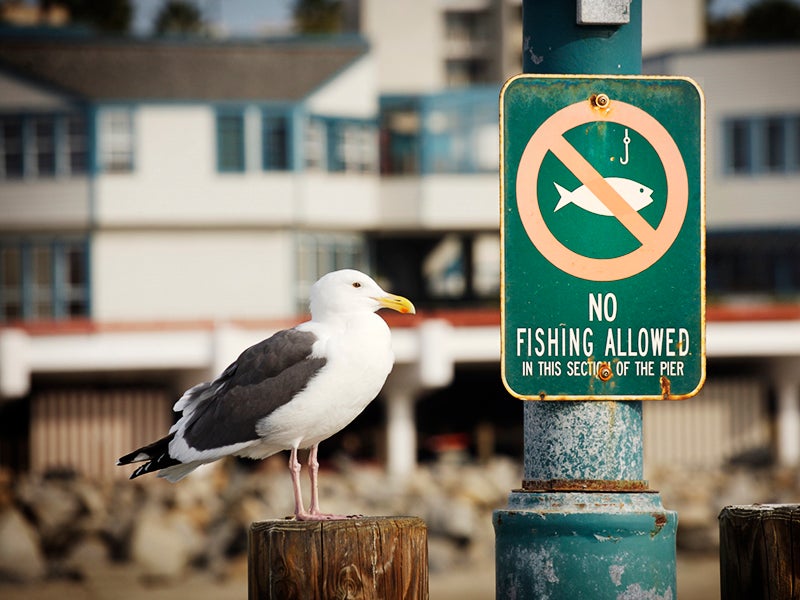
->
[494,1,678,598]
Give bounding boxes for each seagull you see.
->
[117,269,415,521]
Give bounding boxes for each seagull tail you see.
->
[117,433,186,480]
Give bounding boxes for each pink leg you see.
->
[293,444,358,521]
[288,446,307,519]
[308,444,323,515]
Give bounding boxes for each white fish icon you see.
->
[553,178,654,216]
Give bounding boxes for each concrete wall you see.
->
[661,46,800,229]
[362,0,443,93]
[642,0,704,56]
[91,229,295,322]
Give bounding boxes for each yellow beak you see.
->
[376,293,416,315]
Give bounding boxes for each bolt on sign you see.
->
[501,75,705,400]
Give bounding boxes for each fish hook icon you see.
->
[620,128,631,165]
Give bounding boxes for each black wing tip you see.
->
[116,451,140,466]
[117,433,176,467]
[126,453,183,480]
[129,462,152,479]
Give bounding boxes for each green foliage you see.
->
[154,0,205,36]
[42,0,132,33]
[708,0,800,43]
[293,0,342,34]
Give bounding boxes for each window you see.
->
[60,241,89,318]
[296,233,368,310]
[380,104,421,175]
[382,90,498,175]
[1,117,24,178]
[707,230,800,297]
[794,117,800,171]
[765,117,786,172]
[445,58,489,87]
[312,118,376,174]
[30,245,53,319]
[216,110,245,172]
[336,122,377,173]
[0,239,90,322]
[262,113,291,171]
[0,113,88,179]
[33,116,56,177]
[67,115,88,174]
[728,119,752,174]
[724,114,800,175]
[304,118,327,171]
[0,247,22,321]
[99,108,134,173]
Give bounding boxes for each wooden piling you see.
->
[248,516,428,599]
[719,504,800,600]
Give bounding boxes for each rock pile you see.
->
[0,454,520,584]
[1,456,797,585]
[649,463,800,552]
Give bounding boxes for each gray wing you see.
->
[180,328,327,451]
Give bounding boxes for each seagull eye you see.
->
[352,282,362,288]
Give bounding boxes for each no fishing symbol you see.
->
[515,95,688,282]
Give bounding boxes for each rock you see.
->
[15,474,85,555]
[64,535,110,577]
[102,481,145,561]
[0,507,46,582]
[677,523,720,552]
[427,536,463,573]
[424,495,476,542]
[130,504,205,582]
[0,468,14,510]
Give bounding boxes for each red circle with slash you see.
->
[516,98,688,281]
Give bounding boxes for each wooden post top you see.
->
[249,516,429,600]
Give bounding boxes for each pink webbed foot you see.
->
[294,511,361,522]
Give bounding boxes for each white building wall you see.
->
[92,229,296,322]
[305,55,378,117]
[642,0,704,56]
[94,105,297,228]
[378,174,498,230]
[657,47,800,229]
[2,180,90,230]
[299,174,380,228]
[361,0,444,93]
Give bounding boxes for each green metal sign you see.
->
[501,75,705,400]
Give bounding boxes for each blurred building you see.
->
[1,2,799,482]
[360,0,704,91]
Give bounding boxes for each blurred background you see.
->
[0,0,798,598]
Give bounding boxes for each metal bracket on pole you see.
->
[577,0,631,25]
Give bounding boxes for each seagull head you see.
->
[309,269,415,321]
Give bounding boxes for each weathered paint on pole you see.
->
[496,492,677,598]
[523,400,644,484]
[495,1,679,597]
[521,0,641,74]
